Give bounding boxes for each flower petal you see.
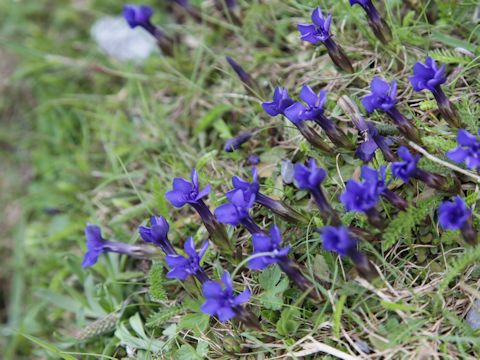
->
[172,177,193,192]
[214,203,241,226]
[200,299,220,315]
[446,147,468,163]
[183,237,197,258]
[165,190,188,208]
[202,281,223,298]
[217,306,236,322]
[252,233,273,252]
[233,289,251,306]
[300,85,318,107]
[262,101,281,116]
[311,7,324,26]
[457,129,477,146]
[284,102,306,125]
[195,185,211,201]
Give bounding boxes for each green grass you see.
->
[1,0,480,358]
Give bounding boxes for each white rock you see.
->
[90,16,158,63]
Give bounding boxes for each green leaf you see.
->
[178,313,210,335]
[258,265,288,310]
[20,333,78,360]
[174,344,203,360]
[333,295,347,338]
[115,322,165,352]
[432,31,477,53]
[276,308,300,337]
[148,262,167,302]
[194,104,230,135]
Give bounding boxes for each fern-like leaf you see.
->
[438,246,480,294]
[146,305,183,328]
[148,262,167,302]
[383,196,441,251]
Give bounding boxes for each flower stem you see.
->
[323,38,354,74]
[386,107,422,144]
[256,193,308,224]
[432,87,462,128]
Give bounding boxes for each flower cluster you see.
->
[78,3,479,334]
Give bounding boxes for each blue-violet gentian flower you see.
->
[391,146,446,190]
[438,196,477,245]
[248,225,291,270]
[338,95,395,162]
[166,169,232,254]
[350,0,392,44]
[139,215,176,255]
[263,87,331,152]
[320,225,378,280]
[123,4,173,54]
[164,237,209,282]
[284,85,351,148]
[362,77,421,143]
[294,158,339,224]
[82,224,159,268]
[298,7,354,73]
[409,56,460,127]
[224,131,252,152]
[446,129,480,171]
[248,225,320,299]
[215,188,261,234]
[200,271,251,322]
[230,168,307,223]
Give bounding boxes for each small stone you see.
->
[466,299,480,330]
[355,339,371,354]
[281,159,294,184]
[91,16,158,63]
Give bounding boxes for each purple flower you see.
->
[248,225,291,270]
[82,224,159,268]
[165,237,209,280]
[409,57,460,127]
[166,169,231,254]
[247,154,260,165]
[225,0,237,9]
[294,158,338,221]
[262,87,295,117]
[298,7,353,73]
[362,77,421,143]
[340,178,380,213]
[284,85,327,123]
[230,168,307,224]
[438,196,471,230]
[224,131,252,152]
[297,7,332,44]
[409,57,446,93]
[349,0,391,44]
[392,147,446,190]
[226,56,250,84]
[165,169,211,208]
[293,158,327,191]
[214,189,256,227]
[231,168,260,196]
[138,215,176,255]
[82,225,107,268]
[319,226,379,280]
[361,77,398,113]
[446,129,480,171]
[123,4,154,29]
[340,166,403,225]
[320,226,357,257]
[391,146,420,183]
[350,0,370,5]
[200,271,251,322]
